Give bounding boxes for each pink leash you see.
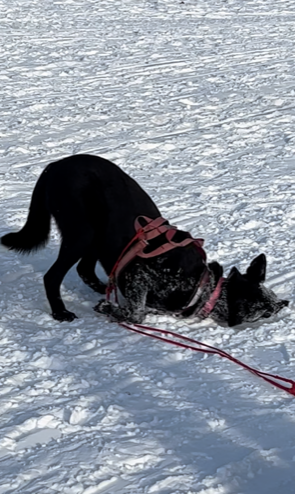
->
[119,322,295,396]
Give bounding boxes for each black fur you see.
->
[1,154,289,325]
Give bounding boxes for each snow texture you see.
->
[1,0,295,492]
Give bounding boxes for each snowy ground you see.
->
[2,0,295,492]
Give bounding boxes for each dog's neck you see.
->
[193,261,228,322]
[210,280,229,324]
[181,261,224,319]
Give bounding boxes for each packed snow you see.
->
[1,0,295,492]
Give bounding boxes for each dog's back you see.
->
[2,154,160,270]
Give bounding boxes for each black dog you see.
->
[1,154,288,325]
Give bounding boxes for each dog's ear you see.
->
[227,267,245,327]
[228,266,243,282]
[208,261,223,285]
[246,253,266,284]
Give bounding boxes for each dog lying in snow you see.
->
[1,154,288,325]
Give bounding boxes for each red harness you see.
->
[106,215,222,317]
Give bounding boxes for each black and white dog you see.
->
[1,154,288,325]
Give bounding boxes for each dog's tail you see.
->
[1,170,51,253]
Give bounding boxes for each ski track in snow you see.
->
[2,0,295,492]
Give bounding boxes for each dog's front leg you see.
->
[94,266,148,324]
[94,289,147,324]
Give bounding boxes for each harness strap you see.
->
[180,270,225,319]
[106,216,215,314]
[197,276,225,319]
[134,216,169,235]
[183,269,210,311]
[113,216,206,282]
[106,216,175,302]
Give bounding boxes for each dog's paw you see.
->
[93,300,125,322]
[52,310,78,322]
[93,300,112,315]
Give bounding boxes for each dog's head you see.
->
[223,254,288,327]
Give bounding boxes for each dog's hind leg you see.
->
[44,233,94,322]
[77,251,106,294]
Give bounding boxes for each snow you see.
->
[1,0,295,492]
